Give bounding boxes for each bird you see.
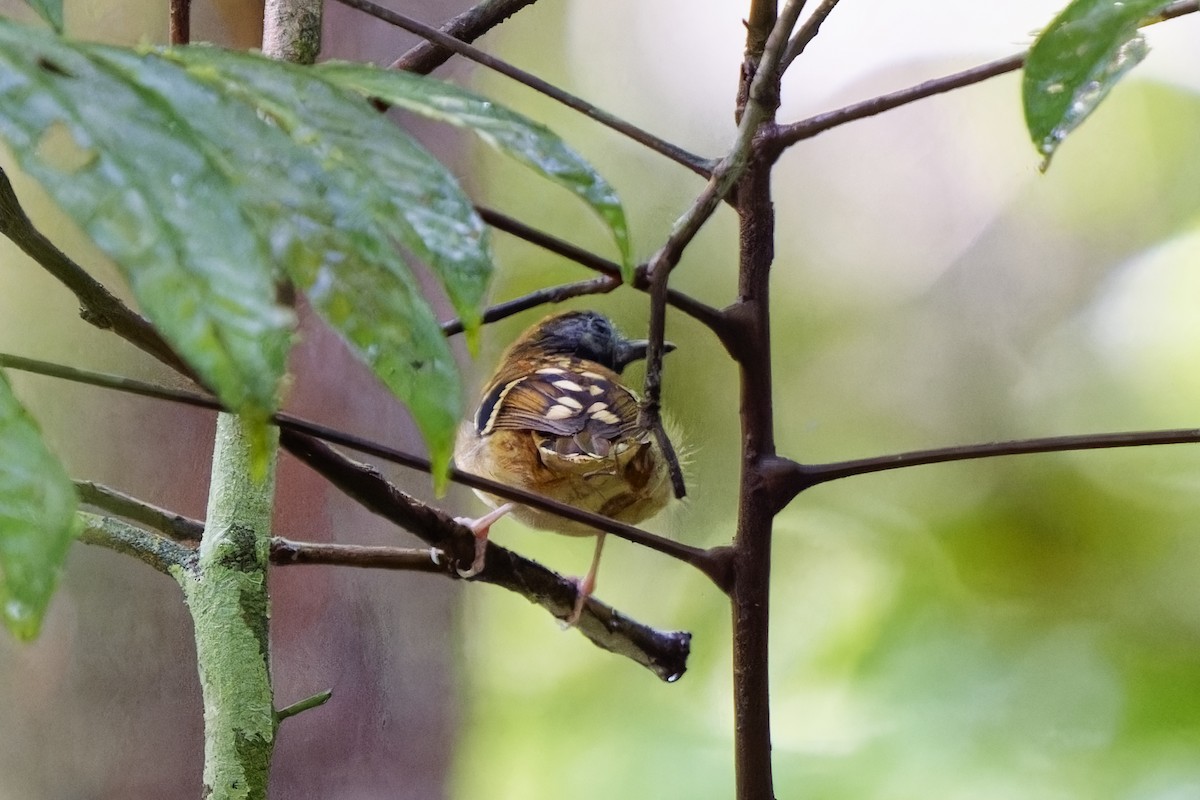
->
[453,310,679,625]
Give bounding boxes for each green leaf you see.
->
[20,0,62,33]
[160,46,475,480]
[1023,0,1172,170]
[0,22,293,424]
[317,62,635,281]
[0,371,78,640]
[168,48,493,357]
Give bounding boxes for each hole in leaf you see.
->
[36,56,73,78]
[35,121,97,174]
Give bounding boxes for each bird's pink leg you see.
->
[566,532,606,627]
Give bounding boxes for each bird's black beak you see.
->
[612,338,676,372]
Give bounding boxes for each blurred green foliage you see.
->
[453,6,1200,799]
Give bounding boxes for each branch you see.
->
[0,167,193,378]
[0,353,731,589]
[1161,0,1200,20]
[771,0,1200,151]
[271,538,444,571]
[441,275,619,336]
[277,427,727,583]
[639,0,807,488]
[388,0,542,75]
[77,510,195,575]
[475,206,728,332]
[774,53,1025,150]
[780,0,841,70]
[77,479,442,571]
[772,428,1200,509]
[274,690,332,724]
[77,480,205,541]
[331,0,715,178]
[263,0,323,65]
[279,430,693,681]
[169,0,190,45]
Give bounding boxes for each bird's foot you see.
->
[453,502,515,578]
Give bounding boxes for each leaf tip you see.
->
[430,448,452,497]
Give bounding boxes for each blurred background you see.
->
[2,1,1200,798]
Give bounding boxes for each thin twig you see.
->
[331,0,715,178]
[441,275,619,336]
[773,53,1025,150]
[78,477,452,572]
[274,690,332,724]
[773,428,1200,508]
[477,206,728,332]
[1160,0,1200,20]
[77,511,196,575]
[77,480,205,541]
[388,0,541,75]
[169,0,191,45]
[271,538,444,571]
[640,0,806,490]
[0,167,193,378]
[771,0,1200,151]
[780,0,841,69]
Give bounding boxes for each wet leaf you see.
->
[1024,0,1173,170]
[318,62,635,281]
[0,371,77,640]
[0,22,293,425]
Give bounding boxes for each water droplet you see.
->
[5,599,31,624]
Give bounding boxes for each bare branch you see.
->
[279,430,694,681]
[263,0,323,65]
[77,480,205,542]
[441,275,619,337]
[640,0,807,487]
[476,206,729,332]
[780,0,841,70]
[774,53,1025,150]
[1161,0,1200,20]
[388,0,542,75]
[78,478,445,571]
[277,427,727,585]
[271,538,444,572]
[275,690,332,724]
[772,0,1200,151]
[331,0,716,178]
[774,428,1200,507]
[169,0,190,45]
[0,167,193,378]
[77,511,196,575]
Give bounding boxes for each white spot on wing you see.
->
[546,404,577,420]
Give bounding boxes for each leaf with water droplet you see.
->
[0,371,78,641]
[315,62,635,282]
[1023,0,1172,170]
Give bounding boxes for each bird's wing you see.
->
[476,363,642,456]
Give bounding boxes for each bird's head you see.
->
[518,310,673,373]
